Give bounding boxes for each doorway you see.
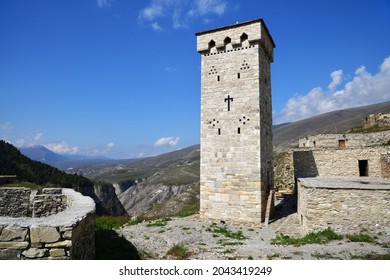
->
[359,160,368,176]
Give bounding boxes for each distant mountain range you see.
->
[19,145,134,170]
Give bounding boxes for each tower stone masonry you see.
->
[196,19,275,225]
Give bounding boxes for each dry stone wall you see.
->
[0,188,95,260]
[0,188,31,217]
[32,188,68,218]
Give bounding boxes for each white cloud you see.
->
[45,142,80,155]
[140,2,164,21]
[14,132,44,147]
[188,0,227,17]
[139,0,228,30]
[150,22,163,31]
[97,0,113,9]
[154,136,181,147]
[274,55,390,124]
[33,132,43,142]
[328,70,343,91]
[138,152,145,158]
[106,142,115,148]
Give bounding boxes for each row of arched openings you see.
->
[208,33,248,50]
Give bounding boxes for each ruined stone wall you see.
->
[298,131,390,148]
[32,188,68,218]
[0,188,31,217]
[298,177,390,233]
[0,188,95,260]
[362,113,390,129]
[294,147,388,178]
[197,19,275,224]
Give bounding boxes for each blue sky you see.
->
[1,0,389,159]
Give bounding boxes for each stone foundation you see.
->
[0,188,95,260]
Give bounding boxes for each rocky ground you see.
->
[117,198,390,260]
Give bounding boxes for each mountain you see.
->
[19,145,128,170]
[20,145,67,163]
[273,101,390,152]
[72,145,201,218]
[74,144,200,184]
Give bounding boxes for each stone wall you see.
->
[294,147,388,178]
[381,148,390,178]
[298,177,390,233]
[32,188,68,218]
[0,188,31,217]
[0,188,95,260]
[298,131,390,148]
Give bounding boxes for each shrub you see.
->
[272,227,343,245]
[95,215,134,230]
[166,244,191,260]
[346,233,374,243]
[207,224,246,240]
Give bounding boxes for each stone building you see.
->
[293,132,390,233]
[295,132,390,178]
[196,19,275,224]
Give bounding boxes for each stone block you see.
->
[30,226,61,244]
[45,240,72,248]
[0,249,21,260]
[0,241,29,249]
[49,248,66,257]
[22,248,49,258]
[0,226,28,242]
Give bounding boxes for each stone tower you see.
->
[196,19,275,225]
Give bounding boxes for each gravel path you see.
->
[118,213,390,260]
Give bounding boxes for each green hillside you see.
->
[0,140,93,189]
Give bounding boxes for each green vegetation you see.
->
[0,181,43,192]
[0,140,93,189]
[346,233,374,243]
[271,227,343,245]
[222,248,235,254]
[207,224,247,240]
[218,240,244,246]
[95,215,140,230]
[351,254,390,260]
[146,217,172,227]
[165,244,192,260]
[267,253,281,259]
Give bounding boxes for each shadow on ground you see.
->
[95,229,141,260]
[269,193,297,224]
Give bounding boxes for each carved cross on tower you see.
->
[224,95,233,111]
